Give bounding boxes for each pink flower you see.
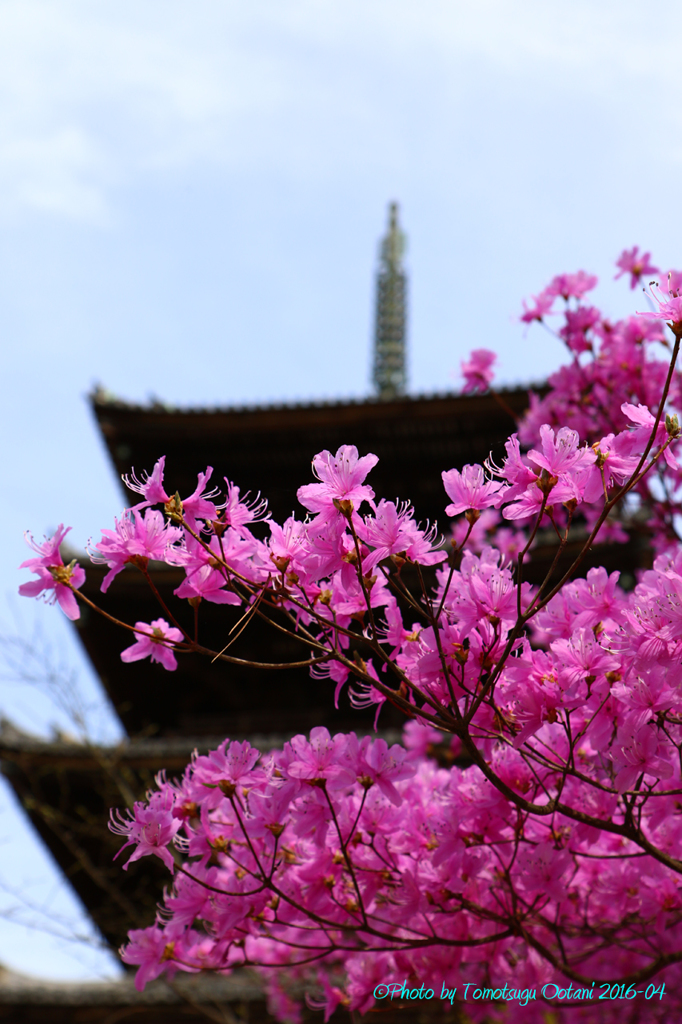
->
[460,348,496,394]
[124,457,220,525]
[266,980,303,1024]
[442,464,506,516]
[358,500,446,569]
[283,727,355,788]
[90,510,181,592]
[493,434,538,497]
[502,475,581,521]
[268,516,307,574]
[547,270,598,301]
[123,456,168,506]
[615,246,659,290]
[611,670,678,730]
[611,722,674,793]
[638,279,682,330]
[356,735,415,805]
[527,424,596,478]
[248,781,298,844]
[18,525,86,621]
[222,481,269,536]
[120,924,179,990]
[110,789,182,873]
[167,527,266,602]
[664,269,682,295]
[621,402,678,469]
[296,515,348,582]
[307,973,347,1023]
[173,564,242,605]
[297,445,378,520]
[520,288,555,323]
[581,431,640,502]
[349,679,386,731]
[192,739,265,798]
[120,618,184,671]
[559,305,600,354]
[517,841,573,902]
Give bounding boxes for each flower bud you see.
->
[666,412,680,438]
[211,513,227,537]
[332,498,354,516]
[265,822,285,837]
[164,492,184,522]
[453,644,468,666]
[535,469,558,496]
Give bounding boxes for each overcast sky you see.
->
[2,0,682,980]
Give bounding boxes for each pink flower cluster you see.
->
[19,250,682,1023]
[114,708,682,1022]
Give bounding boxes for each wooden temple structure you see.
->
[0,206,651,1021]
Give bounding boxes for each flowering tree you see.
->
[19,252,682,1022]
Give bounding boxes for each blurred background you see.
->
[1,0,681,980]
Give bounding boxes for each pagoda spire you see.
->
[372,201,407,399]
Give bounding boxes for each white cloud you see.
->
[0,0,678,221]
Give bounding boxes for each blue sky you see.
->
[2,0,682,980]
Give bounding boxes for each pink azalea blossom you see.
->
[267,516,307,574]
[306,973,347,1022]
[349,679,386,731]
[442,464,506,516]
[188,744,270,814]
[168,530,266,600]
[621,402,678,469]
[110,789,182,872]
[120,618,184,671]
[520,288,555,323]
[355,735,415,804]
[358,500,446,569]
[517,841,573,902]
[615,246,659,289]
[247,781,298,845]
[222,481,269,536]
[297,445,378,520]
[124,457,220,525]
[173,564,242,604]
[492,434,538,498]
[123,456,168,506]
[581,431,640,502]
[90,510,181,592]
[460,348,496,394]
[559,305,600,354]
[120,924,181,990]
[547,270,598,301]
[19,524,85,620]
[611,721,674,793]
[526,424,596,478]
[639,279,682,330]
[611,670,678,730]
[502,474,582,521]
[281,727,355,788]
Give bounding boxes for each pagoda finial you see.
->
[372,201,407,399]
